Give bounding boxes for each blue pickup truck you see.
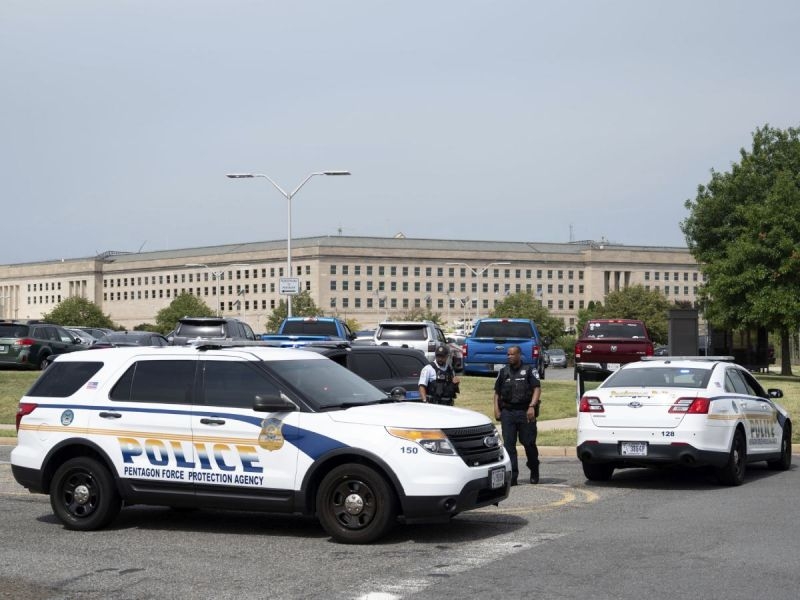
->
[260,316,355,347]
[463,318,546,379]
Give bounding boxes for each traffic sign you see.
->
[279,277,301,295]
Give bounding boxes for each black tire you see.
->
[767,422,792,471]
[582,462,614,482]
[39,355,53,370]
[50,457,121,531]
[539,365,545,380]
[716,430,747,486]
[317,464,396,544]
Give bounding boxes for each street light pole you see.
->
[227,170,350,317]
[185,263,223,316]
[186,263,250,317]
[446,261,510,320]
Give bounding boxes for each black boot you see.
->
[530,463,539,484]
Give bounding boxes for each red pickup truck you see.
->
[574,318,654,379]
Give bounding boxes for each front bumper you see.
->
[398,469,511,524]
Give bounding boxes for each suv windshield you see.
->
[472,322,535,338]
[585,322,647,339]
[282,321,339,335]
[377,326,426,341]
[0,324,28,337]
[177,324,225,338]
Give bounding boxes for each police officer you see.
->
[493,344,541,484]
[418,345,460,405]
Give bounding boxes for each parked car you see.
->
[0,320,84,369]
[352,329,377,345]
[545,348,568,368]
[65,327,101,348]
[303,344,428,400]
[70,326,116,340]
[169,317,256,345]
[374,320,448,362]
[91,330,169,348]
[577,356,792,485]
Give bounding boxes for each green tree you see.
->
[682,124,800,375]
[155,292,213,334]
[576,285,672,344]
[265,291,322,332]
[490,291,565,344]
[42,297,116,328]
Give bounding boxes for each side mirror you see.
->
[253,392,298,412]
[768,388,783,399]
[389,386,407,401]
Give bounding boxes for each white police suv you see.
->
[11,343,510,544]
[577,356,792,485]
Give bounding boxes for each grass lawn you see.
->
[2,370,798,445]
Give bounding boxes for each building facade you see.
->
[0,235,702,332]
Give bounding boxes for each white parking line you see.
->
[353,534,565,600]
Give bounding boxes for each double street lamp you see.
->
[226,170,350,317]
[447,261,511,320]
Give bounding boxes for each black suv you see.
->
[304,344,428,401]
[0,320,84,369]
[169,317,257,345]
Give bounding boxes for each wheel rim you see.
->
[60,469,100,519]
[328,478,378,531]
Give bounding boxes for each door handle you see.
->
[98,412,122,419]
[200,418,226,426]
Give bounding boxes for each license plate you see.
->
[493,363,505,372]
[607,363,621,371]
[621,442,647,456]
[489,466,505,489]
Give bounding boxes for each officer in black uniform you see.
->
[418,345,460,405]
[493,344,541,484]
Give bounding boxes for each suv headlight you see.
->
[386,427,456,455]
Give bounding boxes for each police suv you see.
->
[11,343,510,544]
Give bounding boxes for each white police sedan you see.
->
[576,356,792,485]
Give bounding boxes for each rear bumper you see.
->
[576,441,729,469]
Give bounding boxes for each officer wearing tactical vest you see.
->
[418,344,460,405]
[493,345,541,485]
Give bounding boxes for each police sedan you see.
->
[576,356,792,485]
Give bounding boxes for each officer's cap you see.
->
[435,345,449,357]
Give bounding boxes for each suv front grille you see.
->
[443,423,503,467]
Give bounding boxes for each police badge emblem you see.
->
[258,417,284,451]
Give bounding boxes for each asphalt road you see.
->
[2,446,798,600]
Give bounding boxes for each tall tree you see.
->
[576,285,672,344]
[155,292,214,334]
[265,291,322,332]
[42,297,116,329]
[682,124,800,375]
[490,291,565,344]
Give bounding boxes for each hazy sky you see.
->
[3,1,799,265]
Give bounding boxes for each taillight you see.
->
[14,338,35,348]
[427,340,437,352]
[532,345,540,360]
[461,343,467,357]
[645,343,654,357]
[579,396,604,412]
[574,343,582,360]
[669,397,710,414]
[16,403,37,432]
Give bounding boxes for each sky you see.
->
[2,1,799,265]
